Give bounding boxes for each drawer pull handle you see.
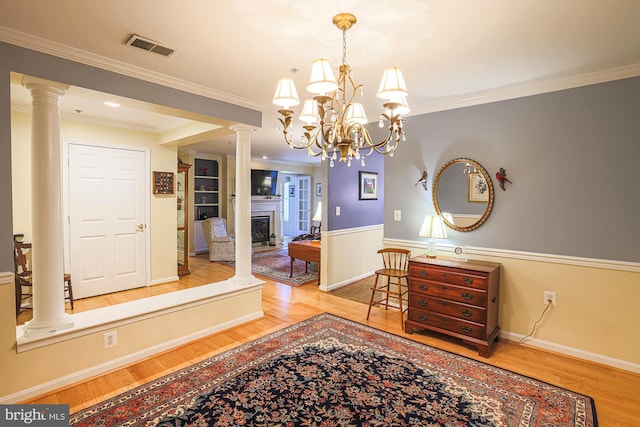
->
[442,273,448,278]
[492,296,497,303]
[418,314,427,322]
[418,271,429,277]
[440,301,448,306]
[462,293,474,300]
[461,326,473,334]
[418,300,428,307]
[441,317,448,322]
[463,277,474,284]
[440,286,448,291]
[419,284,429,291]
[461,309,473,317]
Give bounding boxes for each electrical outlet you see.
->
[104,331,118,348]
[543,291,556,306]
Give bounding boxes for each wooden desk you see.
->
[288,240,321,283]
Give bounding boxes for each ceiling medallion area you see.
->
[272,13,410,167]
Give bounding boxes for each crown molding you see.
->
[3,26,640,120]
[0,26,263,111]
[411,63,640,116]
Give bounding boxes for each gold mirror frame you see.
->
[432,158,494,232]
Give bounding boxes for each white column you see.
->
[22,76,74,336]
[230,124,257,285]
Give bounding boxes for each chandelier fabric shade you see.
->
[272,78,300,109]
[307,59,338,95]
[273,13,410,167]
[377,67,409,100]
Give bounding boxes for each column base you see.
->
[23,314,74,338]
[231,274,260,287]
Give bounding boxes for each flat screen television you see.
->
[251,169,278,196]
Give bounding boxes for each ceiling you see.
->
[2,0,640,164]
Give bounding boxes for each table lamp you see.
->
[311,201,322,235]
[418,214,448,258]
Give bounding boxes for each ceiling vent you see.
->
[126,34,175,57]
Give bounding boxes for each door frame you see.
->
[62,139,151,288]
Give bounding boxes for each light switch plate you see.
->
[393,210,401,221]
[335,206,341,216]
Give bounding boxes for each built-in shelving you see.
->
[194,158,219,221]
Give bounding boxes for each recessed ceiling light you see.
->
[104,101,120,108]
[261,155,268,159]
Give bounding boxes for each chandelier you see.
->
[272,13,410,167]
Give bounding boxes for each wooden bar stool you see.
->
[366,248,411,331]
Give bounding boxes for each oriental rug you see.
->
[226,249,318,286]
[70,313,597,427]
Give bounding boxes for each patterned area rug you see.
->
[226,249,318,286]
[71,314,597,426]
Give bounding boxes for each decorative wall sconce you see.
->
[414,171,428,191]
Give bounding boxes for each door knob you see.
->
[136,224,145,232]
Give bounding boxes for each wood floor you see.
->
[23,254,640,426]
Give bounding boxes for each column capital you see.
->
[22,76,70,94]
[229,124,257,134]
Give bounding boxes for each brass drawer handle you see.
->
[461,292,474,300]
[418,299,428,307]
[463,277,474,284]
[461,326,473,334]
[442,273,448,278]
[418,270,429,277]
[461,309,473,317]
[418,284,429,291]
[418,314,428,322]
[440,285,448,291]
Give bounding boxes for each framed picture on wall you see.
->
[359,171,378,200]
[468,172,489,202]
[316,182,322,196]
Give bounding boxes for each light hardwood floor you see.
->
[23,254,640,426]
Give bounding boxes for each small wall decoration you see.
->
[316,182,322,196]
[359,171,378,200]
[153,171,174,194]
[414,170,428,191]
[468,172,489,202]
[495,167,513,191]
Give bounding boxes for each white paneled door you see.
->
[67,144,147,299]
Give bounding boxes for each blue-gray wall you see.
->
[384,76,640,263]
[0,41,262,272]
[327,150,384,231]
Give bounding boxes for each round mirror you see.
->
[433,158,494,232]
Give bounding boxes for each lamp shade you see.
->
[376,67,408,100]
[299,99,319,124]
[273,77,300,108]
[386,96,410,116]
[418,214,448,239]
[306,59,338,95]
[312,201,322,222]
[345,102,368,125]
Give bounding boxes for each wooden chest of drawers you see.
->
[405,257,501,357]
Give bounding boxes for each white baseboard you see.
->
[322,270,375,292]
[500,330,640,374]
[0,310,264,404]
[150,276,179,286]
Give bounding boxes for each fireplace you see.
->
[251,215,270,244]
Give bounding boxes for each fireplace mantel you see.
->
[232,196,283,245]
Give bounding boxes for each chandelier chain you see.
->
[342,29,348,66]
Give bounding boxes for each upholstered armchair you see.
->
[201,217,235,262]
